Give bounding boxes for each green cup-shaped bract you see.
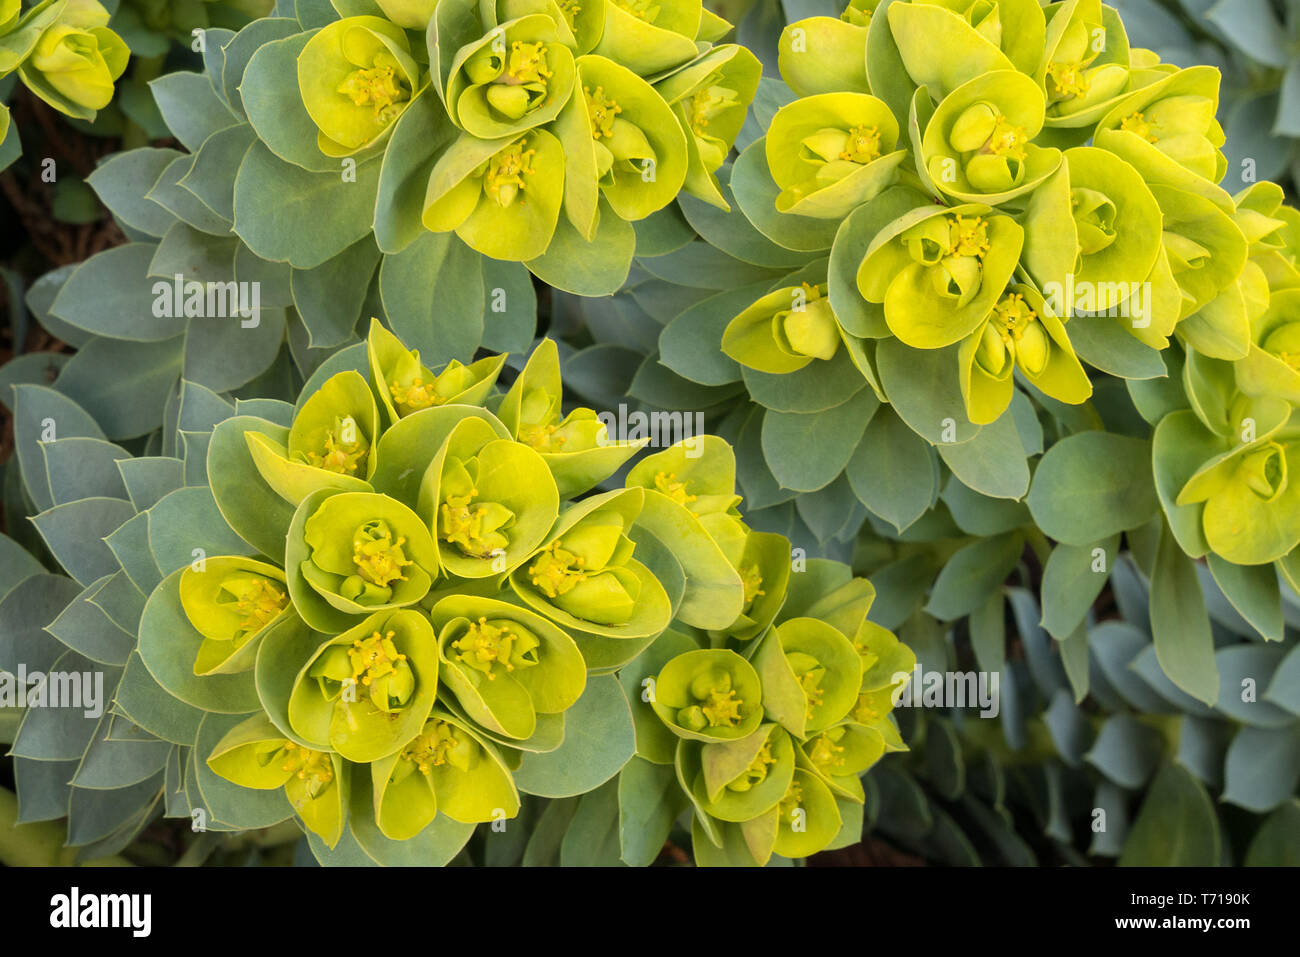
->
[655,43,762,209]
[366,318,506,425]
[766,92,905,219]
[245,370,380,506]
[16,0,127,119]
[690,722,796,823]
[754,616,863,738]
[652,648,764,742]
[1094,66,1226,187]
[1020,148,1163,319]
[958,282,1091,424]
[589,0,702,76]
[373,0,438,29]
[446,14,577,139]
[288,608,441,763]
[1237,289,1300,404]
[772,767,841,858]
[290,491,438,627]
[297,15,420,155]
[722,281,843,374]
[626,435,746,560]
[1175,397,1300,566]
[431,594,587,740]
[858,201,1023,349]
[179,556,290,676]
[777,12,870,97]
[423,128,566,261]
[1035,0,1132,127]
[415,415,561,579]
[709,529,791,642]
[370,710,520,839]
[207,714,347,848]
[922,69,1060,205]
[510,487,673,637]
[498,338,647,497]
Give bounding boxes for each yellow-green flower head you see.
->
[708,529,791,642]
[1173,395,1300,565]
[431,595,587,740]
[366,319,506,425]
[654,44,761,209]
[414,415,559,578]
[446,15,577,138]
[207,715,347,848]
[15,0,128,119]
[858,202,1023,349]
[179,556,290,675]
[371,712,520,839]
[921,69,1060,204]
[289,490,438,628]
[683,722,797,823]
[298,16,420,156]
[773,767,841,858]
[722,281,843,374]
[1237,289,1300,404]
[765,92,905,219]
[289,609,441,763]
[803,722,885,779]
[590,0,703,76]
[1020,148,1168,341]
[959,283,1091,424]
[498,339,648,497]
[246,370,381,505]
[510,489,671,636]
[652,648,764,742]
[1095,66,1226,187]
[423,128,566,261]
[881,0,1046,101]
[1035,0,1131,126]
[553,54,688,233]
[752,617,863,738]
[626,435,747,561]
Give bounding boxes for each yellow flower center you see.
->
[808,732,846,772]
[527,539,588,598]
[778,779,804,819]
[336,57,410,124]
[948,214,991,258]
[519,422,566,451]
[700,687,745,727]
[557,0,582,28]
[654,471,697,505]
[1046,60,1091,99]
[585,84,622,139]
[688,83,738,135]
[280,742,334,797]
[982,114,1028,159]
[303,416,367,475]
[1119,110,1158,143]
[389,377,444,413]
[728,736,777,792]
[348,629,408,688]
[352,523,413,589]
[401,720,475,773]
[739,563,765,610]
[483,137,536,208]
[223,575,287,636]
[839,124,882,164]
[438,485,511,559]
[450,617,539,680]
[853,692,883,724]
[504,40,552,85]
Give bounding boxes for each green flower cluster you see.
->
[720,0,1253,429]
[285,0,758,264]
[0,0,128,139]
[175,319,682,846]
